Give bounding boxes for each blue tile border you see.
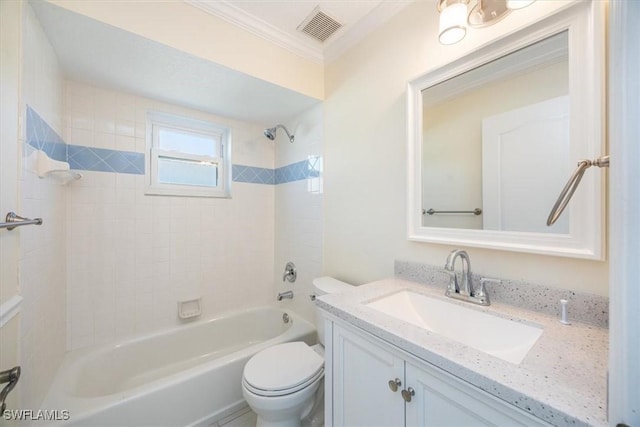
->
[26,106,66,162]
[275,157,321,185]
[233,165,274,185]
[68,145,145,175]
[26,105,322,184]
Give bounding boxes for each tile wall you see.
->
[63,81,278,350]
[16,0,325,412]
[19,3,67,411]
[274,105,324,322]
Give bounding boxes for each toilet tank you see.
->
[313,277,354,345]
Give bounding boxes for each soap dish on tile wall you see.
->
[178,298,202,320]
[30,150,82,185]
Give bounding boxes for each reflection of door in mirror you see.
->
[421,31,568,232]
[482,96,569,234]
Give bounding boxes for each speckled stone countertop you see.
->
[317,278,608,426]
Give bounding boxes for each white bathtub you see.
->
[42,307,316,426]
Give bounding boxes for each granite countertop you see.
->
[317,278,608,426]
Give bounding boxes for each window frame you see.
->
[145,111,231,198]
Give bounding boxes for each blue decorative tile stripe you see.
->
[26,106,66,162]
[233,165,275,185]
[68,145,145,175]
[25,105,322,183]
[275,157,321,184]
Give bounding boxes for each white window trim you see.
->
[145,111,232,198]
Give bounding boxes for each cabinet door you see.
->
[332,324,405,427]
[405,362,551,427]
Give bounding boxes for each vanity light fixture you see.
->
[506,0,536,10]
[437,0,536,45]
[438,0,468,45]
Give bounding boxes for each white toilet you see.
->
[241,277,353,427]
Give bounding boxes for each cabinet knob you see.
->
[401,387,415,403]
[387,378,402,392]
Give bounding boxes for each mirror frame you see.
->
[407,1,606,260]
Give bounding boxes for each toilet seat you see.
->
[243,342,324,397]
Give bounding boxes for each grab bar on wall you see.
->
[547,155,609,226]
[423,208,482,216]
[0,212,43,231]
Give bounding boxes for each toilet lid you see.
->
[243,342,324,393]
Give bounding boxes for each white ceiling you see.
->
[30,1,414,125]
[31,1,320,125]
[186,0,415,63]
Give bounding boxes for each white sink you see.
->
[365,290,542,364]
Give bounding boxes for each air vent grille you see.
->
[297,8,343,43]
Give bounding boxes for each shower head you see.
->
[263,124,294,143]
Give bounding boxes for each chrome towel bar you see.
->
[0,212,43,231]
[423,208,482,216]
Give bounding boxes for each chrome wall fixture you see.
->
[423,208,482,215]
[277,290,294,301]
[0,212,43,231]
[263,124,295,143]
[437,0,536,45]
[0,366,20,413]
[547,155,610,226]
[282,262,297,282]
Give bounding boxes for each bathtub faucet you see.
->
[277,291,294,301]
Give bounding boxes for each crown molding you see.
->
[185,0,324,64]
[185,0,415,66]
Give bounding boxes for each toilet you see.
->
[242,277,353,427]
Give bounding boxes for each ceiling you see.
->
[31,1,320,125]
[186,0,415,63]
[30,0,414,125]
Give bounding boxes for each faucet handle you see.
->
[476,277,500,301]
[445,270,459,295]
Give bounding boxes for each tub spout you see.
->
[277,291,294,301]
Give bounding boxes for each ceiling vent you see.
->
[297,7,343,43]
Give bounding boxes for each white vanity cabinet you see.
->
[328,321,551,427]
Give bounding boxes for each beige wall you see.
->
[0,0,22,418]
[323,0,609,296]
[48,0,324,100]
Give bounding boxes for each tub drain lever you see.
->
[0,366,20,413]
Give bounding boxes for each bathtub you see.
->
[42,307,316,426]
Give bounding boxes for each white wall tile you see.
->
[274,105,324,323]
[19,3,67,411]
[64,81,276,349]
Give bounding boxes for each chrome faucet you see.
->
[445,249,473,296]
[444,250,495,306]
[277,290,294,301]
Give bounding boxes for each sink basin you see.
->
[365,290,542,364]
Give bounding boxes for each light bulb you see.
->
[439,2,467,45]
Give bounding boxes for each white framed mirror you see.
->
[407,1,605,260]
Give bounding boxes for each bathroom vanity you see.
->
[317,278,608,426]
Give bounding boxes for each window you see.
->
[145,112,231,198]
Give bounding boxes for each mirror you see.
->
[407,1,605,260]
[422,31,569,234]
